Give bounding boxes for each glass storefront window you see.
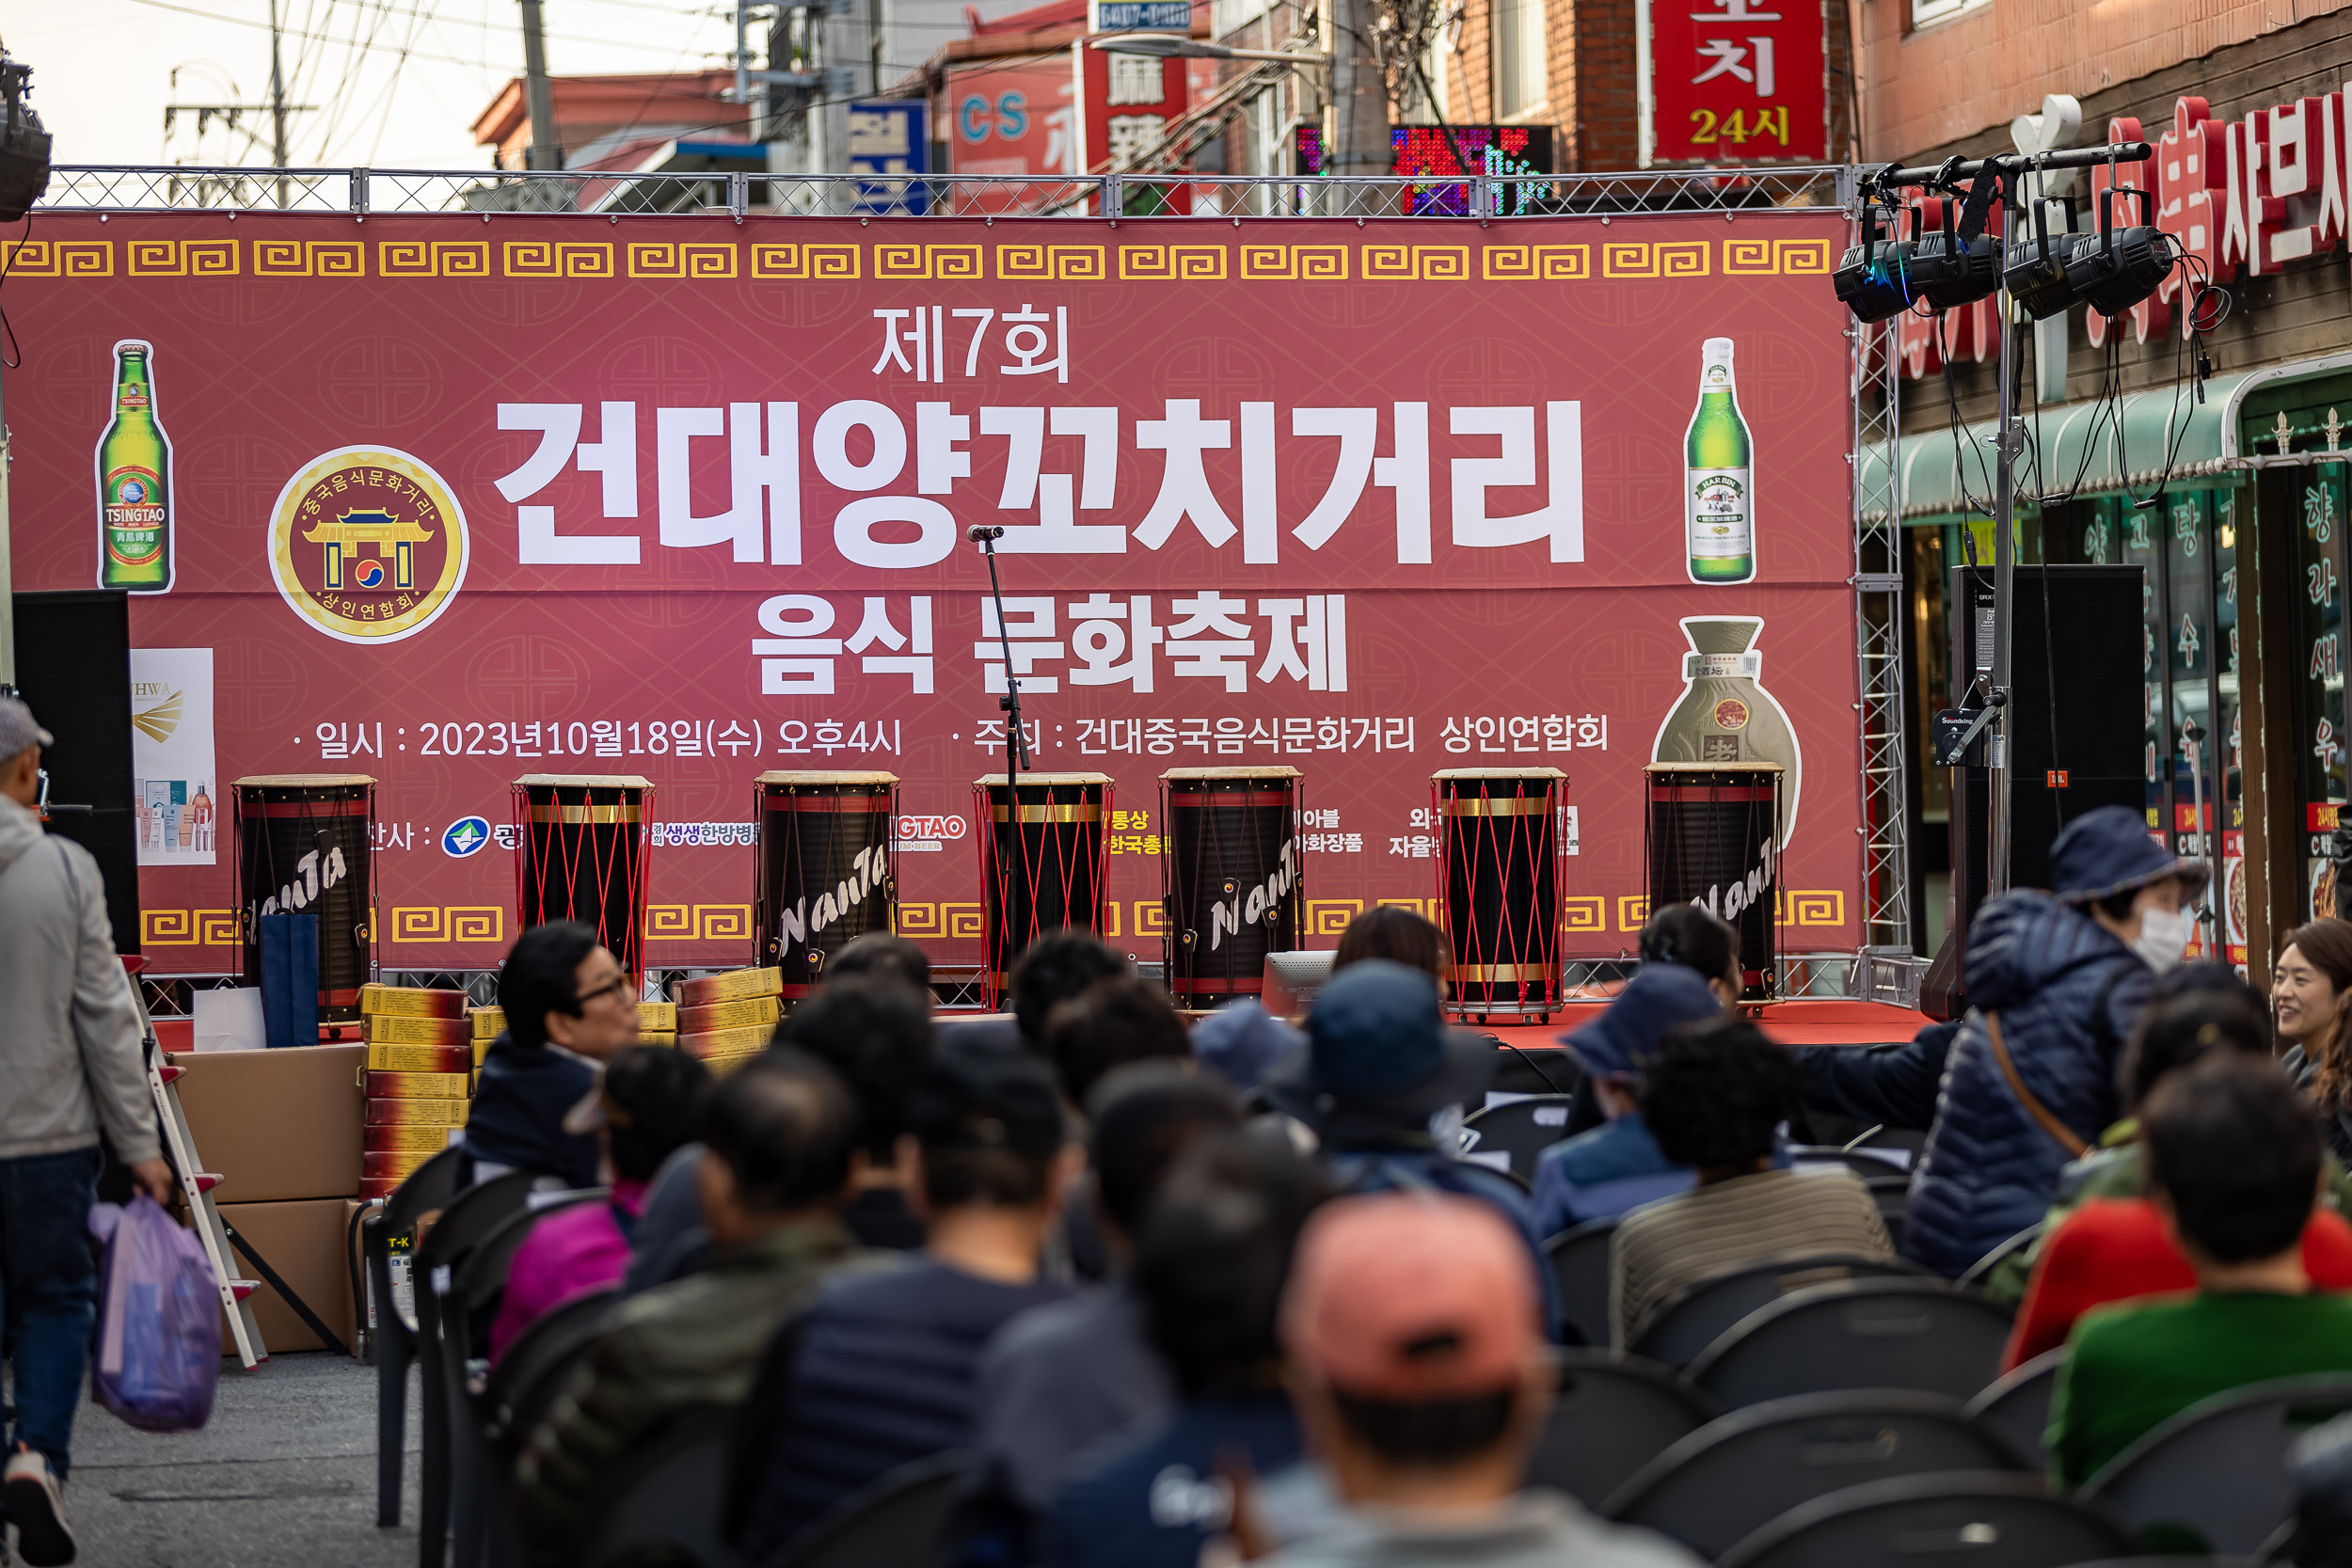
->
[2213,486,2245,959]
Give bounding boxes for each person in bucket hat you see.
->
[1260,963,1565,1340]
[1904,805,2205,1278]
[1528,962,1725,1235]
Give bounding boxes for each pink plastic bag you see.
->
[87,1195,220,1432]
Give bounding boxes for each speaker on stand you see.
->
[8,589,140,955]
[1923,564,2145,1019]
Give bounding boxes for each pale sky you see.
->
[3,0,743,171]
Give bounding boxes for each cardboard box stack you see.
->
[469,1005,503,1093]
[676,968,782,1072]
[360,983,471,1198]
[640,999,677,1047]
[162,1042,366,1352]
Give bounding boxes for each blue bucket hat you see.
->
[1558,963,1722,1078]
[2050,803,2211,905]
[1261,960,1491,1132]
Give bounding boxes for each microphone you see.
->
[967,526,1006,543]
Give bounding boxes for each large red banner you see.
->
[8,212,1856,974]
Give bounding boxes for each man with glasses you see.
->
[466,922,640,1187]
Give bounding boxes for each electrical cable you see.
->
[0,210,25,371]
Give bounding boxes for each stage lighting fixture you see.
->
[1907,176,2003,310]
[2003,197,2090,320]
[2064,183,2170,318]
[0,50,51,224]
[1833,202,1915,324]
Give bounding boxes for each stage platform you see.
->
[1492,998,1933,1052]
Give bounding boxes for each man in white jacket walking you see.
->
[0,695,173,1567]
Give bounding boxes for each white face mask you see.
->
[2132,906,2191,971]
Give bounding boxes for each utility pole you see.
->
[519,0,563,173]
[267,0,290,207]
[1325,0,1391,187]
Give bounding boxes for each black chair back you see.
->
[1716,1471,2137,1568]
[2081,1374,2352,1556]
[579,1407,744,1568]
[1546,1218,1617,1349]
[483,1285,620,1453]
[371,1145,469,1528]
[763,1449,970,1568]
[1629,1253,1929,1369]
[1688,1277,2015,1408]
[1524,1350,1719,1508]
[1602,1390,2028,1560]
[1788,1147,1915,1181]
[1957,1222,2042,1291]
[1462,1095,1580,1182]
[1960,1349,2062,1467]
[415,1171,544,1568]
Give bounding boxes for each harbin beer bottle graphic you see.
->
[1685,336,1755,584]
[97,339,173,594]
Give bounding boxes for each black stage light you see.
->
[1834,201,1916,324]
[0,50,51,223]
[2064,183,2170,318]
[1907,176,2003,310]
[2003,196,2089,320]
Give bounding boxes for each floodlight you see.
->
[1907,176,2003,310]
[0,50,50,224]
[2003,196,2089,320]
[1833,202,1916,324]
[2064,183,2171,318]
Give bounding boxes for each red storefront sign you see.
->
[1643,0,1829,165]
[944,58,1078,208]
[6,211,1859,972]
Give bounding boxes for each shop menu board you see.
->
[8,213,1862,972]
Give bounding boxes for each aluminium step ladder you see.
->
[127,960,269,1368]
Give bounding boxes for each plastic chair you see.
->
[1629,1252,1929,1369]
[1788,1146,1915,1180]
[369,1144,468,1528]
[2081,1374,2352,1556]
[1687,1277,2016,1408]
[444,1192,606,1568]
[1462,1095,1581,1182]
[1601,1389,2029,1560]
[477,1286,620,1568]
[762,1449,970,1568]
[1960,1349,2063,1465]
[1717,1471,2134,1567]
[1958,1221,2042,1291]
[412,1171,548,1568]
[1546,1218,1618,1348]
[1524,1349,1720,1508]
[578,1407,746,1568]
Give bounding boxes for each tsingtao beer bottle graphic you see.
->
[1685,336,1755,584]
[97,339,173,594]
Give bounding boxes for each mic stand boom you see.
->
[975,531,1034,994]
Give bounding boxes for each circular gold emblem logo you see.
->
[1712,698,1751,731]
[268,447,468,644]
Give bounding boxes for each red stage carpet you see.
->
[1492,999,1931,1052]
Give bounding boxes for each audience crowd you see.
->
[396,801,2352,1566]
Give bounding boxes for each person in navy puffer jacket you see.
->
[1904,806,2207,1278]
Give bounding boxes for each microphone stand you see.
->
[974,529,1033,1001]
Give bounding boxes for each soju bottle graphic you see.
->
[97,340,173,594]
[1685,336,1755,584]
[1652,616,1804,847]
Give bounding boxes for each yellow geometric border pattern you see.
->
[389,907,505,942]
[22,235,1834,284]
[141,910,239,946]
[644,904,754,941]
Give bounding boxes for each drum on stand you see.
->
[1161,768,1302,1009]
[1432,768,1567,1023]
[972,772,1111,1010]
[756,771,898,1005]
[1645,763,1783,998]
[233,775,376,1024]
[514,774,654,983]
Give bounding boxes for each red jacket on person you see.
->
[2004,1198,2352,1371]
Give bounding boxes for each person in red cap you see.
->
[1263,1193,1701,1567]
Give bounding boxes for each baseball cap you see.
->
[1558,963,1723,1078]
[0,695,54,759]
[2050,803,2212,903]
[907,1041,1066,1156]
[1281,1191,1538,1401]
[1260,960,1491,1134]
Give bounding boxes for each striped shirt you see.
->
[1609,1166,1894,1348]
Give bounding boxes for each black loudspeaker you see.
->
[10,590,140,954]
[1925,565,2144,1018]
